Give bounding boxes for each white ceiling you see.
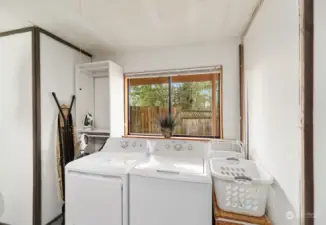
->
[0,0,259,55]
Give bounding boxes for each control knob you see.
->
[175,144,182,151]
[120,141,128,148]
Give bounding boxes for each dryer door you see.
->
[66,171,122,225]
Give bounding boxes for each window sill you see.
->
[123,135,217,142]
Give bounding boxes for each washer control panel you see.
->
[102,138,148,152]
[161,141,193,152]
[153,140,208,157]
[119,139,146,149]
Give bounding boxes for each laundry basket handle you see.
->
[226,157,239,161]
[156,169,180,175]
[234,176,252,183]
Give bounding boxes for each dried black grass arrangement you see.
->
[158,113,177,138]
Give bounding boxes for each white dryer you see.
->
[65,138,150,225]
[129,139,212,225]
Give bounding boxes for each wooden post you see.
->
[219,68,224,139]
[239,44,245,142]
[300,0,314,224]
[124,75,128,136]
[212,74,217,136]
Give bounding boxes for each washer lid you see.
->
[66,152,146,175]
[131,156,211,183]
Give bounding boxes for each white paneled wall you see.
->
[244,0,301,224]
[108,61,124,137]
[108,39,240,139]
[314,0,326,224]
[40,33,91,225]
[0,32,33,225]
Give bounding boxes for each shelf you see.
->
[77,61,110,71]
[86,135,109,138]
[78,128,110,137]
[77,61,110,78]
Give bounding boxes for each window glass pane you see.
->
[171,75,213,136]
[128,77,169,134]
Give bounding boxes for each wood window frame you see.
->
[124,70,224,140]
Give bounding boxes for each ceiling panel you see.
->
[0,7,31,32]
[0,0,260,54]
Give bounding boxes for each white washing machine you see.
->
[129,139,212,225]
[65,138,150,225]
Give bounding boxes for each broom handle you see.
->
[52,92,65,118]
[68,95,76,115]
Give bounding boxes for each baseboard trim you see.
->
[0,214,62,225]
[46,214,62,225]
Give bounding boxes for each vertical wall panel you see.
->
[314,0,325,224]
[244,1,301,224]
[108,61,124,137]
[0,32,33,225]
[40,33,91,225]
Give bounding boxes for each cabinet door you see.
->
[75,70,94,131]
[95,77,110,130]
[66,172,122,225]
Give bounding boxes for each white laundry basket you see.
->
[210,158,273,217]
[208,140,246,159]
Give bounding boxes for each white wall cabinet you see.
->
[75,60,124,138]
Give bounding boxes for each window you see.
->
[126,73,222,138]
